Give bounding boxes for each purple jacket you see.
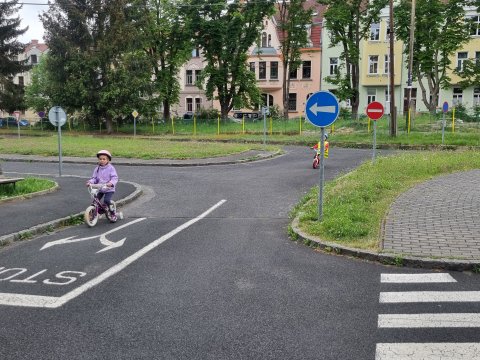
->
[88,163,118,192]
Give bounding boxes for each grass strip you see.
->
[0,178,56,201]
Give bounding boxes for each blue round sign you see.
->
[305,91,340,127]
[442,101,449,113]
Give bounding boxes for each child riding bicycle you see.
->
[311,133,329,158]
[86,150,118,217]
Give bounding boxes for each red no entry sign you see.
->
[366,101,384,120]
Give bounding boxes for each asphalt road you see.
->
[1,146,480,360]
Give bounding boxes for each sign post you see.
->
[14,111,21,138]
[48,106,67,177]
[261,106,269,148]
[305,91,340,221]
[366,101,385,162]
[442,101,449,145]
[132,110,139,137]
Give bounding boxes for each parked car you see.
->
[231,111,261,122]
[34,117,55,130]
[0,117,30,127]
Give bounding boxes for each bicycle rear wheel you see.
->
[84,205,98,227]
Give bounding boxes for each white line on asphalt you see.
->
[378,313,480,328]
[380,291,480,303]
[0,199,227,308]
[375,343,480,359]
[380,273,457,283]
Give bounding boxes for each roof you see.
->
[24,40,48,54]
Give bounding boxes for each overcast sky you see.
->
[18,0,48,43]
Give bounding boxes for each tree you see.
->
[24,55,52,113]
[132,0,193,121]
[277,0,314,119]
[395,0,471,113]
[0,0,30,114]
[41,0,152,133]
[318,0,388,120]
[187,0,275,120]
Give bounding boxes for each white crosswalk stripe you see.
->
[376,272,480,359]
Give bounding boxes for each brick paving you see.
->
[383,169,480,260]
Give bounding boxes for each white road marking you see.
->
[41,217,147,251]
[375,343,480,359]
[368,108,383,113]
[0,200,227,308]
[380,291,480,303]
[379,313,480,328]
[381,273,456,283]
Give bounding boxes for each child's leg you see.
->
[103,192,115,213]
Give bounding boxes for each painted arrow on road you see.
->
[309,104,337,116]
[40,217,147,253]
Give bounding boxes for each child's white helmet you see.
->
[97,150,112,161]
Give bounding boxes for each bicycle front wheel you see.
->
[84,205,98,227]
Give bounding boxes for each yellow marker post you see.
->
[171,117,175,135]
[331,124,335,134]
[217,115,220,135]
[299,115,302,135]
[269,117,272,135]
[193,114,197,136]
[242,115,245,134]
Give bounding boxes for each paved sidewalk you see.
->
[383,169,480,262]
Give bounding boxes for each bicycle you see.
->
[311,140,329,169]
[84,183,122,227]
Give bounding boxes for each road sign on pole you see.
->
[305,91,340,128]
[366,101,384,121]
[48,106,67,176]
[304,91,340,222]
[366,102,384,162]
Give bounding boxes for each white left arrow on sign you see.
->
[309,104,336,116]
[40,217,147,253]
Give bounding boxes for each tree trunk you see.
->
[163,99,170,121]
[105,116,113,134]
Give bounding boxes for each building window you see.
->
[18,76,24,87]
[384,55,390,74]
[268,34,272,47]
[302,61,311,79]
[186,70,193,85]
[370,23,380,41]
[195,70,201,84]
[186,98,193,112]
[261,32,268,47]
[474,88,480,105]
[288,93,297,111]
[270,61,278,79]
[259,61,267,80]
[329,57,338,75]
[195,98,202,111]
[30,54,37,64]
[369,55,379,74]
[453,87,463,105]
[385,87,390,103]
[457,52,468,72]
[476,51,480,66]
[250,62,255,74]
[192,48,200,58]
[261,93,274,107]
[367,88,376,104]
[470,15,480,36]
[289,67,297,80]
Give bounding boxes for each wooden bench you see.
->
[0,177,24,189]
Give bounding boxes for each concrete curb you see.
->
[290,217,480,272]
[0,180,143,248]
[0,149,282,167]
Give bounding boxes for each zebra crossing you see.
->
[376,273,480,359]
